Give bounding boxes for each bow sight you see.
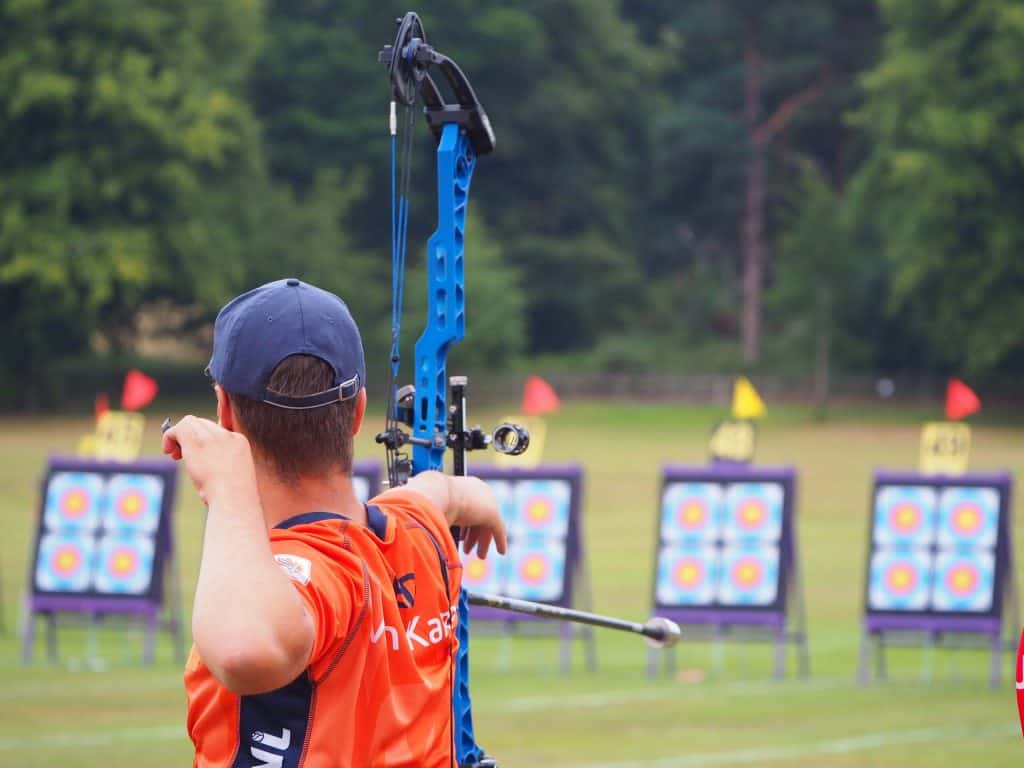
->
[375,379,530,487]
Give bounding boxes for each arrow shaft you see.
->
[467,592,648,638]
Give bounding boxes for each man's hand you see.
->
[162,416,258,507]
[389,472,507,559]
[449,476,507,560]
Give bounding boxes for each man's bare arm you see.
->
[380,471,507,558]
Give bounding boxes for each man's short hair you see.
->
[227,354,357,483]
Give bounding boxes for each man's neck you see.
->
[254,463,367,530]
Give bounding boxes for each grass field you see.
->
[0,401,1021,766]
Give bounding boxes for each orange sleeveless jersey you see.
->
[184,489,462,767]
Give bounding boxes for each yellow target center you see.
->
[682,503,704,524]
[677,564,698,584]
[895,505,917,528]
[952,569,972,590]
[66,493,85,513]
[741,503,762,524]
[466,559,486,579]
[955,507,978,530]
[527,501,550,523]
[524,558,545,579]
[891,568,910,588]
[121,494,142,516]
[57,551,77,570]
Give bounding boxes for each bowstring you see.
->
[384,87,420,488]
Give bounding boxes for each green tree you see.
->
[852,0,1024,374]
[0,0,265,405]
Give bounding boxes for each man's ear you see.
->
[215,385,237,432]
[352,388,367,436]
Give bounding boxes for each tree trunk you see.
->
[742,44,764,365]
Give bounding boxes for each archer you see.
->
[164,278,506,767]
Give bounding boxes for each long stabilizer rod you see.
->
[466,592,682,648]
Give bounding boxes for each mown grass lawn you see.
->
[0,401,1020,766]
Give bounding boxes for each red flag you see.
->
[521,375,560,416]
[945,378,981,421]
[121,369,159,411]
[1017,628,1024,736]
[94,392,110,424]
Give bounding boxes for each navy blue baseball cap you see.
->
[207,278,366,409]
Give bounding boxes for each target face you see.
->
[461,552,505,594]
[722,483,783,542]
[660,483,723,542]
[93,535,155,595]
[103,474,164,534]
[505,480,571,540]
[716,545,779,606]
[35,534,95,592]
[873,486,937,547]
[656,545,717,606]
[44,472,105,533]
[504,541,566,602]
[868,550,931,611]
[936,487,998,550]
[931,551,995,612]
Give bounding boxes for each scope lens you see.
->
[492,424,529,455]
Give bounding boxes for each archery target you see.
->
[35,534,95,592]
[931,551,995,613]
[872,486,937,548]
[461,551,506,594]
[937,487,999,551]
[43,472,105,533]
[722,483,783,543]
[103,473,164,534]
[505,480,571,540]
[660,483,723,543]
[92,534,156,595]
[656,544,717,606]
[867,549,931,611]
[504,540,566,602]
[716,544,779,606]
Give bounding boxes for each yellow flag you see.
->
[732,377,766,420]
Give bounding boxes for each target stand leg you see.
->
[773,624,786,680]
[143,610,157,666]
[989,630,1001,689]
[20,607,35,665]
[558,622,572,675]
[874,632,888,682]
[857,630,871,685]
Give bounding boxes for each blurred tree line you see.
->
[1,0,1022,408]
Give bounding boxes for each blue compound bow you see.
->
[375,12,529,767]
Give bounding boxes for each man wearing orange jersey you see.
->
[163,278,505,767]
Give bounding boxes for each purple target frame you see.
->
[858,469,1016,689]
[22,455,181,665]
[649,464,809,680]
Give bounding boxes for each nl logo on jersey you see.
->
[274,554,312,586]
